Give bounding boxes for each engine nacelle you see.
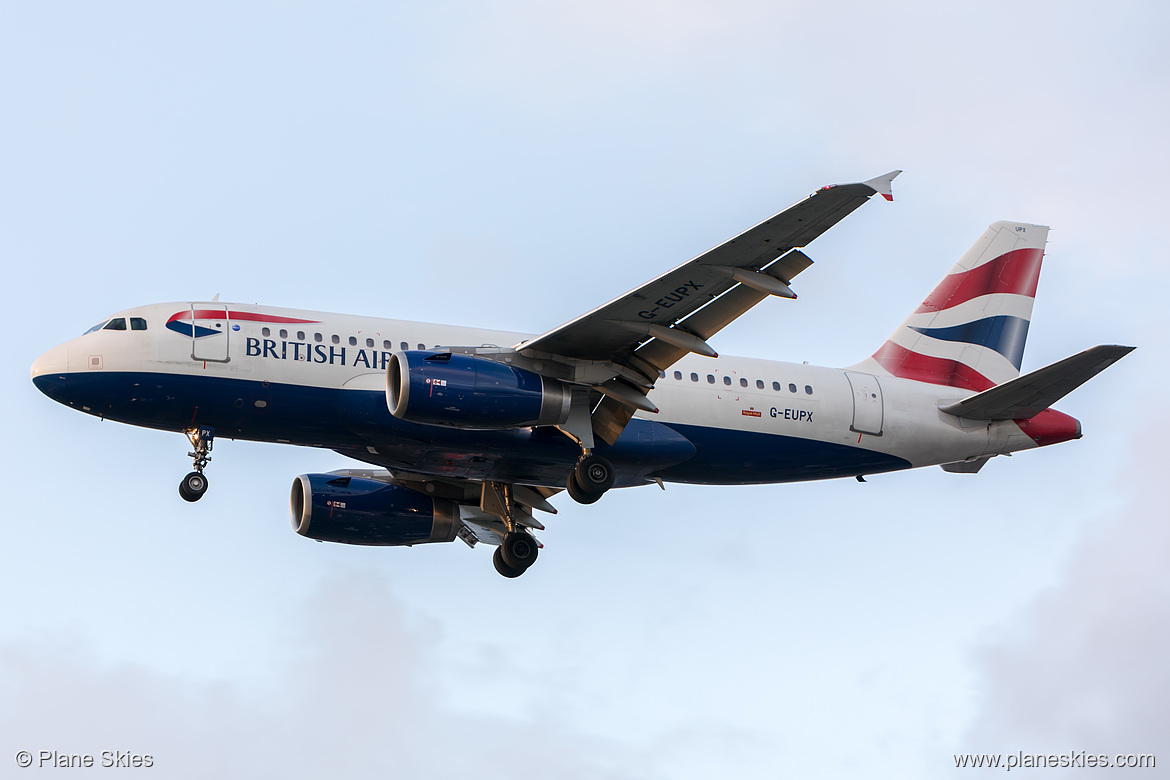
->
[386,351,571,429]
[290,474,460,546]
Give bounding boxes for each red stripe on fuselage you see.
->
[167,310,321,324]
[871,341,995,390]
[914,247,1043,313]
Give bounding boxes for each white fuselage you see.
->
[32,301,1050,488]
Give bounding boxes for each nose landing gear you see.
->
[179,470,208,502]
[179,425,214,502]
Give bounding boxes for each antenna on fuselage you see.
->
[211,293,221,302]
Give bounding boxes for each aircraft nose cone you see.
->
[31,343,69,379]
[31,343,70,400]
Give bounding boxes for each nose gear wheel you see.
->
[179,471,208,502]
[179,425,214,502]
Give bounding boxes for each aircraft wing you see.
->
[514,171,900,443]
[519,171,900,363]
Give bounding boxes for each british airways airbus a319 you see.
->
[31,172,1133,577]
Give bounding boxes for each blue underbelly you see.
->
[35,371,909,487]
[35,372,698,487]
[655,423,911,484]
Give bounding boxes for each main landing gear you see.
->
[179,425,214,502]
[492,531,539,578]
[480,481,543,578]
[565,453,614,505]
[492,452,613,576]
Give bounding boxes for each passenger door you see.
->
[845,371,884,436]
[189,304,230,363]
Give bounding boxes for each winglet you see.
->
[862,170,901,201]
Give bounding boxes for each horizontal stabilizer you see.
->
[939,345,1135,421]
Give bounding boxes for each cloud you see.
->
[0,570,650,780]
[959,411,1170,771]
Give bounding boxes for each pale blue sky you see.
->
[2,2,1167,777]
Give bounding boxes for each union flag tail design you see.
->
[856,221,1048,391]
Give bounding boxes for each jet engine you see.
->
[290,473,460,546]
[386,351,572,429]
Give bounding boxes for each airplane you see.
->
[30,171,1134,577]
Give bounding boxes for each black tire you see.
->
[566,470,602,504]
[501,531,539,570]
[575,454,615,493]
[180,471,208,502]
[493,546,525,578]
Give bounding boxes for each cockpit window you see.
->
[84,320,110,335]
[103,318,127,331]
[130,317,147,331]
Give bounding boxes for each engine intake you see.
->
[291,474,460,546]
[386,351,571,429]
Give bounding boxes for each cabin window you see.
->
[84,320,110,335]
[130,317,147,331]
[772,381,781,391]
[690,373,698,382]
[296,331,305,340]
[331,334,340,345]
[707,374,715,384]
[103,318,127,331]
[739,378,748,388]
[314,333,323,343]
[673,371,682,380]
[280,329,288,339]
[349,336,358,346]
[366,338,374,348]
[805,385,813,395]
[382,340,391,350]
[723,376,731,386]
[756,380,764,389]
[262,327,271,337]
[401,342,408,350]
[789,383,797,393]
[417,343,425,350]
